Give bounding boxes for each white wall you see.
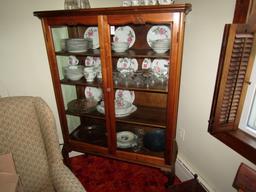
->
[0,0,255,192]
[175,0,256,191]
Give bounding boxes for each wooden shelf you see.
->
[56,49,100,56]
[70,124,107,147]
[56,49,169,59]
[111,49,170,59]
[61,78,103,87]
[61,78,167,93]
[67,104,166,128]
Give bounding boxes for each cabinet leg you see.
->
[62,144,71,168]
[165,139,178,188]
[165,171,176,187]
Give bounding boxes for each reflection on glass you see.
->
[248,91,256,130]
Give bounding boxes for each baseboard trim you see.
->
[175,157,213,192]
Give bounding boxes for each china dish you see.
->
[96,100,137,117]
[116,131,137,149]
[158,0,174,5]
[64,65,84,81]
[84,56,100,67]
[116,58,138,73]
[67,98,98,113]
[84,87,102,101]
[147,25,171,48]
[122,0,157,6]
[112,41,129,53]
[115,89,135,104]
[117,131,136,143]
[66,38,88,53]
[151,59,169,78]
[151,39,170,53]
[113,26,136,48]
[142,58,152,69]
[84,27,99,49]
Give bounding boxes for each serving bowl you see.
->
[64,65,84,81]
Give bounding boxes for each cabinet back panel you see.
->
[134,92,167,108]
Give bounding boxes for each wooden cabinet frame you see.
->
[34,4,191,185]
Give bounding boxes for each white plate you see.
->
[67,49,87,53]
[147,25,171,48]
[145,0,158,5]
[158,0,174,5]
[84,27,99,49]
[151,59,169,78]
[142,58,152,69]
[116,58,138,73]
[115,89,135,104]
[113,26,136,48]
[96,104,137,117]
[84,87,102,101]
[122,0,132,6]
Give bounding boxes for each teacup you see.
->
[131,0,140,6]
[84,66,96,82]
[68,55,79,65]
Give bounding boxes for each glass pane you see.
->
[248,91,256,130]
[51,25,107,147]
[110,23,172,157]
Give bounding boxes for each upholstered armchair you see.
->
[0,96,86,192]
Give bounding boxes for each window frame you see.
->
[208,0,256,164]
[239,59,256,137]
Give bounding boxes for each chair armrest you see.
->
[50,162,86,192]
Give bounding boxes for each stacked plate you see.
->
[64,65,84,81]
[151,39,170,53]
[112,42,129,53]
[116,131,137,149]
[96,99,137,117]
[66,38,88,53]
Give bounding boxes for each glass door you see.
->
[106,14,173,161]
[50,20,108,149]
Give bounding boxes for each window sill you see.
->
[211,129,256,164]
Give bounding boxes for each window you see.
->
[239,59,256,138]
[208,23,256,164]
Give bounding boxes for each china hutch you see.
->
[34,4,191,184]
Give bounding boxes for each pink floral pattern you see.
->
[147,25,171,47]
[113,26,135,48]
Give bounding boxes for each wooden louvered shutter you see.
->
[209,24,256,134]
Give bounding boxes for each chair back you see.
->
[0,97,54,191]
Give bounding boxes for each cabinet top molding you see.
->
[34,4,192,18]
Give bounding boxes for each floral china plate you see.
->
[113,26,136,48]
[84,27,99,49]
[116,58,138,73]
[84,87,102,101]
[158,0,174,5]
[142,58,152,69]
[115,89,135,104]
[151,59,169,78]
[147,25,171,48]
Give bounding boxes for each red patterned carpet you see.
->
[70,155,181,192]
